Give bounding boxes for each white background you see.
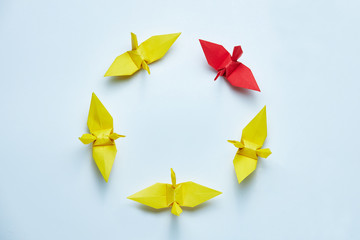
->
[0,0,359,239]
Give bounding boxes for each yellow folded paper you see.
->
[228,106,272,183]
[79,93,125,182]
[128,169,221,216]
[104,32,181,77]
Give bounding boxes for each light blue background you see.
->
[0,0,359,239]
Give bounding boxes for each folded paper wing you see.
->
[128,169,221,216]
[87,93,113,132]
[228,106,271,183]
[79,93,125,182]
[138,33,181,64]
[233,155,258,184]
[180,181,221,207]
[104,52,140,76]
[92,145,117,182]
[241,106,268,147]
[105,32,181,77]
[227,63,260,91]
[127,183,169,209]
[199,39,231,70]
[199,39,260,91]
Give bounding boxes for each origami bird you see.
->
[199,39,260,91]
[79,93,125,182]
[128,168,222,216]
[228,106,271,183]
[104,32,181,77]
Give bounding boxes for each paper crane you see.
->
[128,168,221,216]
[79,93,125,182]
[199,39,260,91]
[228,106,271,183]
[105,32,181,77]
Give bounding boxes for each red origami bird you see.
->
[199,39,260,91]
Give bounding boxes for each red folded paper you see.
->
[199,39,260,92]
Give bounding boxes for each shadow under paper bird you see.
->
[128,168,222,216]
[199,39,260,91]
[228,106,271,183]
[104,32,181,77]
[79,93,125,182]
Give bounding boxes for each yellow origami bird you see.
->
[228,106,272,183]
[79,93,125,182]
[128,168,222,216]
[104,32,181,77]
